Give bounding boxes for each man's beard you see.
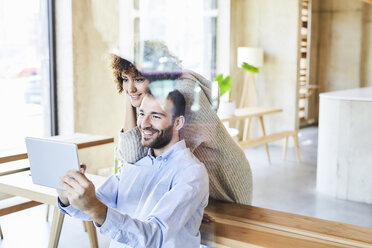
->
[141,125,174,149]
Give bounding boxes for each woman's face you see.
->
[121,72,150,107]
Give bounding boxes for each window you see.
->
[130,0,218,80]
[0,0,52,152]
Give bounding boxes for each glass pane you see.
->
[133,0,140,10]
[137,0,217,81]
[204,0,217,10]
[0,0,51,151]
[204,16,217,80]
[133,17,141,64]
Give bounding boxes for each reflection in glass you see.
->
[136,0,217,80]
[203,0,217,10]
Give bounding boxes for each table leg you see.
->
[46,204,50,221]
[83,221,88,232]
[48,207,65,248]
[84,221,98,248]
[282,137,289,160]
[0,224,3,239]
[292,133,301,162]
[243,117,252,142]
[259,116,271,164]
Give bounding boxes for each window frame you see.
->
[47,0,58,136]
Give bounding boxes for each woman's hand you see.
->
[202,213,215,223]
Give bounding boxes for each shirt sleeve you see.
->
[57,197,92,220]
[97,163,209,247]
[57,172,121,219]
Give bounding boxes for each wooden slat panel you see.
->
[49,133,114,149]
[0,200,42,216]
[0,167,30,177]
[0,149,28,164]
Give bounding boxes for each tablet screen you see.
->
[25,137,80,189]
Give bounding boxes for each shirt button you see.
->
[164,158,167,162]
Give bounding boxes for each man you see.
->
[57,90,209,248]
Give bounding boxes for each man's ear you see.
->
[174,116,185,131]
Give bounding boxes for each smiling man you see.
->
[57,89,209,248]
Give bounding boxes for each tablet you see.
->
[25,137,80,189]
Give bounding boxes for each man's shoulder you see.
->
[172,147,207,176]
[171,149,209,196]
[173,145,201,164]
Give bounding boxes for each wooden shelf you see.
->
[298,0,316,126]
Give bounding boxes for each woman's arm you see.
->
[122,95,137,132]
[118,95,148,164]
[118,127,148,164]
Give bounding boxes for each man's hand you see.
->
[58,164,107,225]
[56,188,70,206]
[56,164,86,206]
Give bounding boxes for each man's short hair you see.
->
[147,89,186,121]
[166,90,186,120]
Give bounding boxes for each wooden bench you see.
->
[201,200,372,248]
[0,133,113,247]
[239,130,301,161]
[220,107,300,163]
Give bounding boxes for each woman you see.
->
[110,53,253,205]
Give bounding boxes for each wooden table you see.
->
[0,171,107,248]
[0,133,114,247]
[0,133,114,164]
[219,107,283,163]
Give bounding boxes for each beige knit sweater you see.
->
[118,70,253,204]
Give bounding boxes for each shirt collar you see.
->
[147,140,186,161]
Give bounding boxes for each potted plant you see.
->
[214,62,259,117]
[214,73,234,117]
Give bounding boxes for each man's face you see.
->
[137,95,175,149]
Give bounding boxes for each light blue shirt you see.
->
[59,140,209,248]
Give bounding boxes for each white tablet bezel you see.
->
[25,137,80,189]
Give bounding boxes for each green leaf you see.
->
[214,74,223,82]
[214,74,232,97]
[241,62,259,73]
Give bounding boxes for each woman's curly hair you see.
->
[109,54,142,94]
